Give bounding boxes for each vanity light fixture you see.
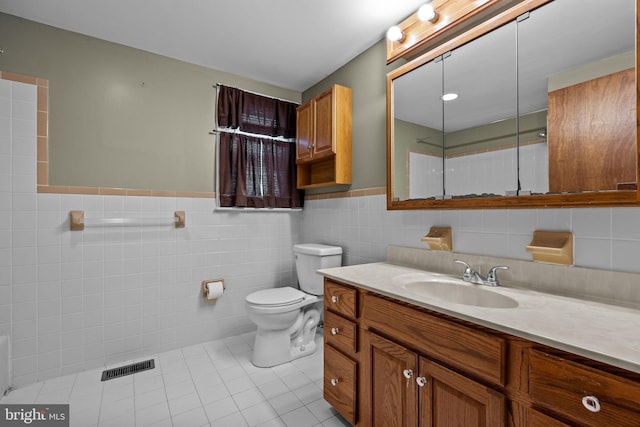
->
[442,93,459,101]
[417,3,438,22]
[387,2,438,42]
[386,25,405,42]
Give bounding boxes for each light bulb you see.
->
[387,25,405,42]
[418,4,437,22]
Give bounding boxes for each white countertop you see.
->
[319,262,640,374]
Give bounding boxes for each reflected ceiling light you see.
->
[417,3,438,22]
[386,25,405,42]
[442,93,459,101]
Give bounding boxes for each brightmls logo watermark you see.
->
[0,405,69,426]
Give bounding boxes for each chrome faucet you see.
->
[453,259,485,285]
[454,260,509,287]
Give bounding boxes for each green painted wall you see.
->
[0,12,300,192]
[302,40,404,193]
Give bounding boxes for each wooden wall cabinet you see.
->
[296,85,352,189]
[322,277,640,426]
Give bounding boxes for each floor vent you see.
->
[101,359,155,381]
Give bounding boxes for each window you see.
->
[216,85,303,209]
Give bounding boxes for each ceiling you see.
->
[0,0,426,92]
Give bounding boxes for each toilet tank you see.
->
[294,244,342,295]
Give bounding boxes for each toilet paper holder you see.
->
[202,279,225,303]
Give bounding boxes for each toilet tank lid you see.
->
[293,244,342,256]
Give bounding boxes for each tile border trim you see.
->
[2,70,378,202]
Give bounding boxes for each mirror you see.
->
[388,0,638,209]
[393,58,443,200]
[443,20,518,199]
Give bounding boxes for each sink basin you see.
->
[402,280,519,309]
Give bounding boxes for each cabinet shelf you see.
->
[296,155,351,189]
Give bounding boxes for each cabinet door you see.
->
[313,89,335,159]
[296,101,314,163]
[418,358,506,427]
[362,331,419,427]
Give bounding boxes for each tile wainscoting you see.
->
[301,193,640,273]
[1,77,301,386]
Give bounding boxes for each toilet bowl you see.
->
[246,243,342,367]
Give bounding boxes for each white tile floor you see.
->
[1,330,350,427]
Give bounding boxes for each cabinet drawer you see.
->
[361,293,506,386]
[324,280,357,319]
[324,345,357,425]
[529,349,640,426]
[527,407,572,427]
[324,310,357,354]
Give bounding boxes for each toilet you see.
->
[246,243,342,367]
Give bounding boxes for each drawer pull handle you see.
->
[582,395,601,413]
[331,295,339,303]
[331,378,339,386]
[331,327,339,335]
[403,369,413,379]
[416,377,427,387]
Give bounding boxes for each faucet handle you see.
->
[454,259,473,281]
[486,266,509,286]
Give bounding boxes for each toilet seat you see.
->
[246,287,305,307]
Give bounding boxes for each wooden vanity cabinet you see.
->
[296,84,352,189]
[322,277,640,426]
[362,330,505,427]
[528,349,640,427]
[526,408,573,427]
[323,279,359,425]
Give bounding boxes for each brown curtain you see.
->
[217,85,243,128]
[218,133,303,208]
[217,85,303,208]
[217,85,297,137]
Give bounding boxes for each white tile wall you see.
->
[0,79,301,387]
[3,75,640,392]
[301,195,640,274]
[409,143,549,199]
[445,143,548,196]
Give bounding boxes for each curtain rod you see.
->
[209,127,295,143]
